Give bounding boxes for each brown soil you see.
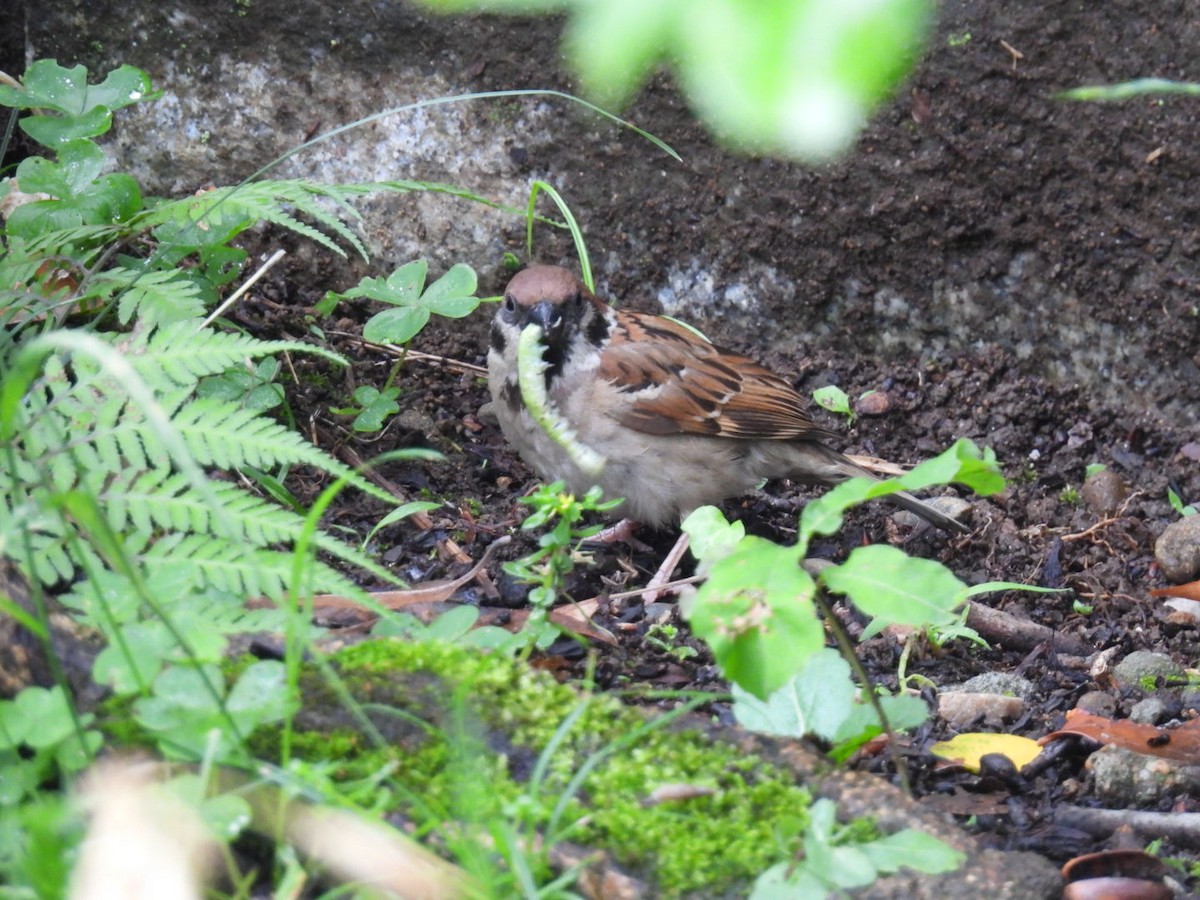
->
[236,262,1199,887]
[7,0,1200,892]
[226,4,1200,886]
[215,3,1200,890]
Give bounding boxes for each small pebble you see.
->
[1180,687,1200,713]
[1128,697,1169,725]
[1075,690,1117,717]
[1088,744,1200,806]
[1089,646,1121,680]
[1162,598,1200,623]
[1079,468,1128,516]
[643,602,674,624]
[955,672,1036,700]
[1155,515,1200,583]
[855,390,892,416]
[1111,650,1186,690]
[937,691,1024,730]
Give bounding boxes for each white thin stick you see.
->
[199,247,287,330]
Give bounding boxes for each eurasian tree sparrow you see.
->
[487,265,968,536]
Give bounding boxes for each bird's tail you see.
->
[884,487,970,534]
[774,443,971,534]
[833,450,969,534]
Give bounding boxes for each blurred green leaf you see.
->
[822,543,965,636]
[685,536,822,699]
[420,0,933,162]
[1,687,73,749]
[564,0,681,107]
[681,505,745,568]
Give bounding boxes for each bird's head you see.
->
[494,266,610,376]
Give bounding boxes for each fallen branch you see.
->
[1054,805,1200,849]
[965,600,1090,656]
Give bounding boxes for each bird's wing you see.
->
[597,311,835,441]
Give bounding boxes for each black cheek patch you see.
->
[490,323,507,354]
[585,309,611,347]
[501,380,523,412]
[542,344,566,381]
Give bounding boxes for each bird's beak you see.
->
[529,301,564,341]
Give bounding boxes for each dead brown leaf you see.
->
[1149,580,1200,602]
[1040,709,1200,763]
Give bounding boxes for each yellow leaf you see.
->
[929,732,1042,773]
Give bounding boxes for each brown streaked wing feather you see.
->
[598,310,835,441]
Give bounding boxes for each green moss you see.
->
[585,748,809,891]
[298,369,332,391]
[264,639,810,895]
[92,639,812,893]
[1059,486,1079,504]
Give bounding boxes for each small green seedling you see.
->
[925,604,988,651]
[323,259,480,431]
[1168,487,1197,518]
[198,357,285,413]
[331,384,402,432]
[340,260,480,346]
[644,623,699,661]
[683,439,1009,701]
[504,481,620,646]
[752,798,965,895]
[812,385,853,420]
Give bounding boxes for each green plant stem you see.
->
[382,345,409,391]
[810,587,912,796]
[525,181,593,291]
[240,90,679,188]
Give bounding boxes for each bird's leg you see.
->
[642,531,692,603]
[583,521,692,601]
[584,518,655,553]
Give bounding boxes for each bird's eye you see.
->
[503,295,517,313]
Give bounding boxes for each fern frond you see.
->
[3,319,410,596]
[162,395,391,503]
[106,469,397,584]
[115,320,347,386]
[20,359,394,507]
[83,267,207,326]
[142,533,361,601]
[139,180,371,262]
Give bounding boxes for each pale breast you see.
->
[488,340,761,526]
